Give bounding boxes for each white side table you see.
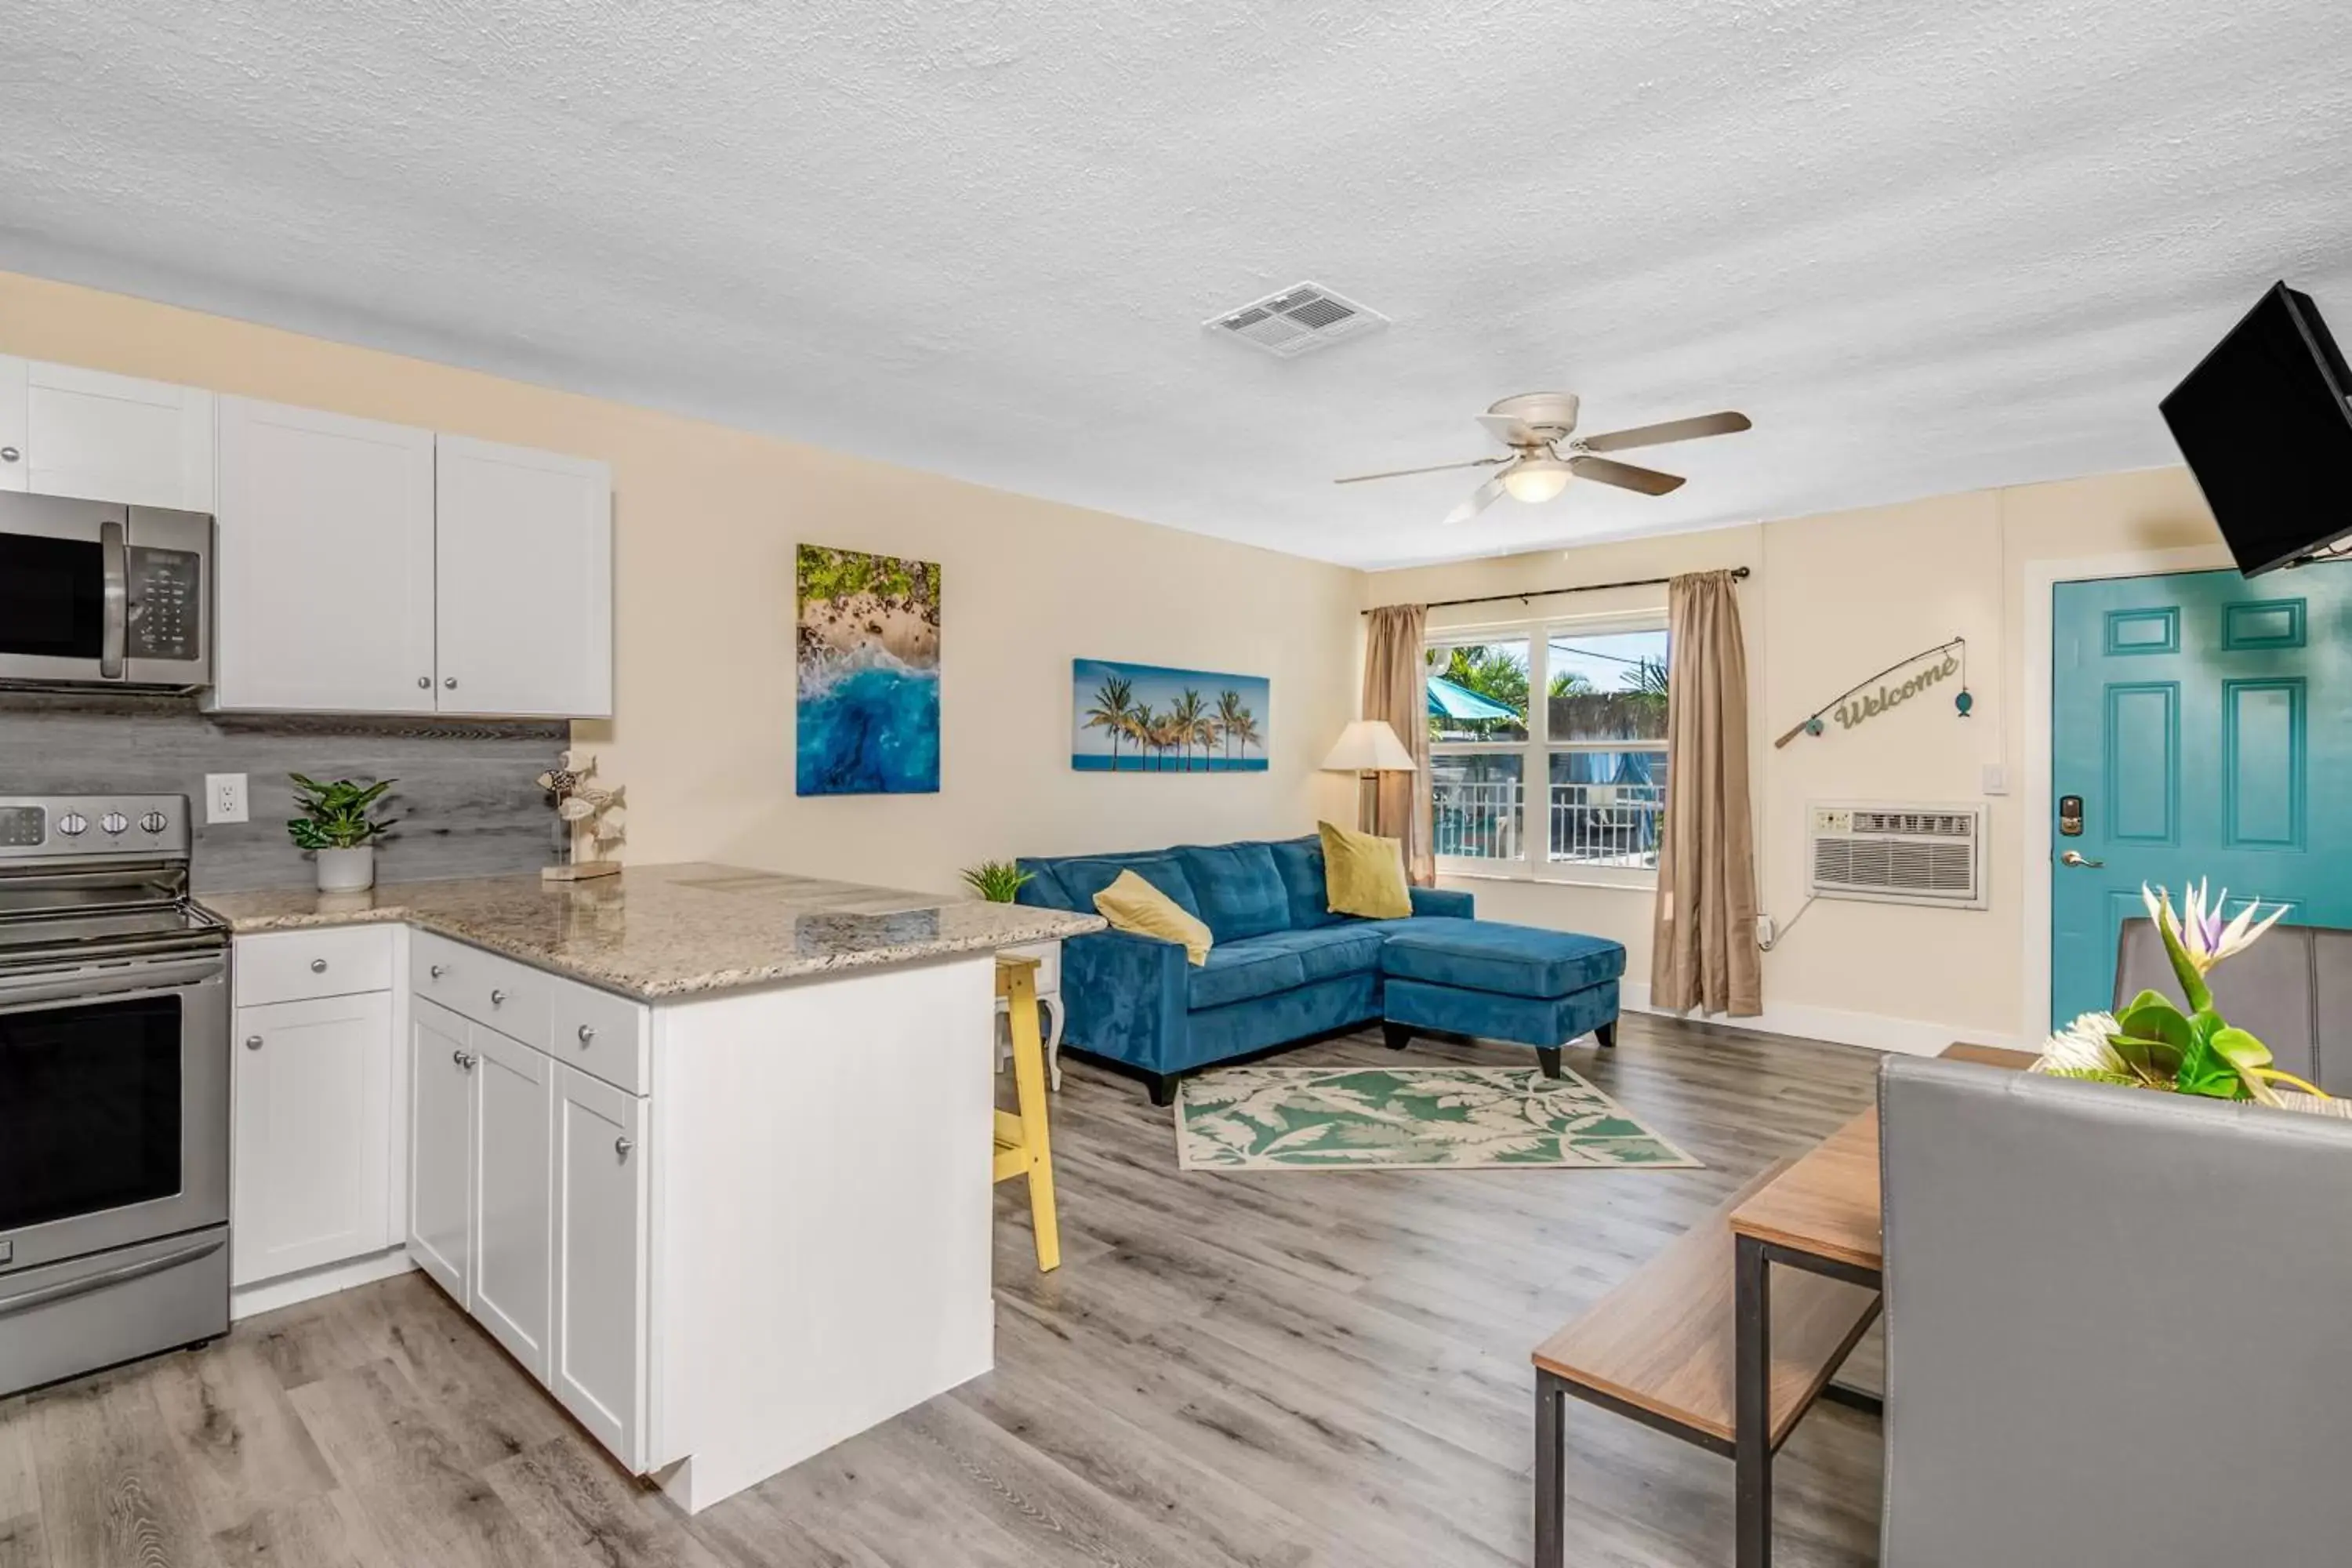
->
[996,938,1065,1090]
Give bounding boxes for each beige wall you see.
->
[0,271,1362,891]
[1369,469,2225,1048]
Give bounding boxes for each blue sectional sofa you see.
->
[1016,834,1623,1104]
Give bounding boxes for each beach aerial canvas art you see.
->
[1073,659,1269,772]
[796,545,941,796]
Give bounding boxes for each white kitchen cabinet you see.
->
[230,992,393,1287]
[472,1025,556,1379]
[434,434,612,717]
[408,1000,478,1306]
[552,1063,650,1467]
[212,396,438,713]
[0,358,25,492]
[0,357,214,510]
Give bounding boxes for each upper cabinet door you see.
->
[0,357,27,492]
[212,397,437,712]
[16,360,216,511]
[435,435,612,718]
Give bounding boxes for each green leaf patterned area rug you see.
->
[1174,1065,1699,1173]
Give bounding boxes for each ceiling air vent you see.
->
[1205,281,1388,358]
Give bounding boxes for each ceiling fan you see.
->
[1334,393,1751,525]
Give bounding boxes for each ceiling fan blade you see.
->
[1443,475,1507,525]
[1578,411,1751,454]
[1569,456,1685,495]
[1334,456,1507,485]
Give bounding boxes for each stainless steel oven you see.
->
[0,795,230,1395]
[0,492,211,689]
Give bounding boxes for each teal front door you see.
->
[2050,565,2352,1029]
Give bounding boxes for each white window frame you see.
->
[1428,608,1669,888]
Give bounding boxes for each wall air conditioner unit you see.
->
[1806,802,1987,910]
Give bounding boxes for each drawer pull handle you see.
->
[455,1050,477,1070]
[489,988,507,1006]
[245,1034,263,1051]
[615,1135,634,1159]
[310,958,328,973]
[577,1024,597,1044]
[430,964,446,979]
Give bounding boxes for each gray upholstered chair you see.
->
[2114,916,2352,1092]
[1878,1054,2352,1566]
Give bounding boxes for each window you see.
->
[1426,615,1670,882]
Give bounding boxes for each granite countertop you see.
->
[198,862,1105,1001]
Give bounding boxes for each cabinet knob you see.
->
[430,964,445,979]
[418,675,431,689]
[310,957,328,973]
[489,988,506,1006]
[576,1024,597,1044]
[0,446,17,463]
[245,1034,263,1051]
[615,1135,634,1159]
[445,677,458,690]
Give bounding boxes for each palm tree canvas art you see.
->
[1073,659,1269,773]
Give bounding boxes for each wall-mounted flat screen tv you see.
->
[2160,281,2352,576]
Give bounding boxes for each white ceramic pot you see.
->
[315,845,376,893]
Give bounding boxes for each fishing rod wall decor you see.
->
[1774,637,1971,749]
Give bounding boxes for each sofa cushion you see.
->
[1053,855,1203,920]
[1093,869,1213,965]
[1014,857,1074,909]
[1319,820,1413,919]
[1231,924,1388,985]
[1173,842,1292,943]
[1267,835,1346,930]
[1187,940,1309,1011]
[1379,918,1626,998]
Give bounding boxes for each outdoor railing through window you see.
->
[1430,779,1665,869]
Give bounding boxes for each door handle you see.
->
[0,1232,226,1317]
[2060,851,2105,869]
[99,517,127,681]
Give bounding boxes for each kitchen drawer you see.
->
[549,979,650,1095]
[412,930,550,1047]
[236,926,396,1006]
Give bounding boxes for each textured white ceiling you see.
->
[4,2,2349,568]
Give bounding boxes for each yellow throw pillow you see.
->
[1092,869,1213,965]
[1319,820,1413,919]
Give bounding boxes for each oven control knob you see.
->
[100,812,129,836]
[56,812,88,837]
[140,811,169,834]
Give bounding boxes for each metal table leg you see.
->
[1735,1232,1773,1568]
[1535,1370,1566,1568]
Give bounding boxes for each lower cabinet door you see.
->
[408,1000,477,1305]
[472,1026,554,1379]
[231,992,392,1286]
[551,1063,649,1469]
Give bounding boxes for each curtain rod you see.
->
[1361,564,1750,615]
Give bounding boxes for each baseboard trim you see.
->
[231,1246,417,1321]
[1617,981,2028,1058]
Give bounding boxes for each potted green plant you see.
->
[960,860,1033,902]
[286,774,398,892]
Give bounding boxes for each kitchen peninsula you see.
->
[201,863,1103,1513]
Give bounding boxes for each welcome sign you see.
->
[1775,638,1970,748]
[1832,652,1960,731]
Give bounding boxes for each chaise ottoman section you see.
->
[1377,918,1624,1077]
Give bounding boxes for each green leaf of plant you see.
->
[2155,906,2214,1013]
[2106,1034,2183,1085]
[2117,992,2194,1054]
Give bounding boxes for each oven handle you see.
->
[100,516,128,681]
[0,954,227,1009]
[0,1232,225,1318]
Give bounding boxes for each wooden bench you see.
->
[1530,1160,1882,1566]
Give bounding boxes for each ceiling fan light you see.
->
[1501,457,1571,504]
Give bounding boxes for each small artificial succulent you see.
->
[285,774,399,851]
[960,860,1033,903]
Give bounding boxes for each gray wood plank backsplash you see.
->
[0,691,566,891]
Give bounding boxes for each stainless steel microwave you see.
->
[0,492,211,689]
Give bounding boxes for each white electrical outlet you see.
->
[205,773,249,824]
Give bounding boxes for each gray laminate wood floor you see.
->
[0,1015,1889,1567]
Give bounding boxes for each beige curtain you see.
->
[1362,604,1435,886]
[1651,570,1762,1015]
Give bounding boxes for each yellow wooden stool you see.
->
[994,956,1062,1272]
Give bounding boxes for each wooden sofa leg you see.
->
[1537,1046,1563,1079]
[1381,1021,1415,1052]
[1595,1021,1617,1049]
[1146,1072,1179,1107]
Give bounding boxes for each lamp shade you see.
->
[1320,719,1417,772]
